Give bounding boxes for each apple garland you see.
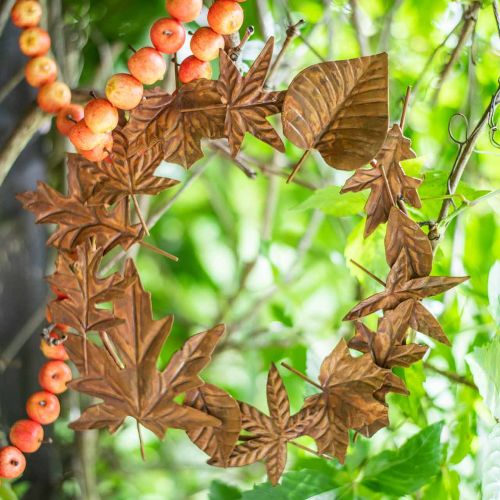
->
[0,0,469,489]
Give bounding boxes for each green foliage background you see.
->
[3,0,500,498]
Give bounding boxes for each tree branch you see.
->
[349,0,369,56]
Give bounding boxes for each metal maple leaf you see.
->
[344,250,468,344]
[210,364,317,485]
[68,130,178,206]
[303,339,407,463]
[66,260,223,440]
[341,124,422,237]
[215,37,285,157]
[185,384,242,466]
[348,301,428,368]
[17,181,143,254]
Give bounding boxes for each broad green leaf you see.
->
[482,424,500,500]
[488,261,500,324]
[361,422,444,496]
[466,336,500,418]
[295,186,367,217]
[0,483,17,500]
[241,469,339,499]
[209,480,242,500]
[423,468,460,500]
[449,412,473,464]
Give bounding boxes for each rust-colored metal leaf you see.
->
[185,384,241,465]
[210,364,317,485]
[17,182,143,254]
[349,301,428,368]
[344,251,468,344]
[46,240,133,335]
[69,130,178,206]
[341,124,422,236]
[282,53,388,171]
[214,37,285,157]
[385,207,432,278]
[303,339,405,462]
[66,260,224,438]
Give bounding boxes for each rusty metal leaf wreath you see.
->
[66,260,224,438]
[282,53,389,181]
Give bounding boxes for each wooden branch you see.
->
[423,362,477,390]
[0,106,49,187]
[349,0,369,56]
[0,68,24,105]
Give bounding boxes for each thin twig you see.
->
[281,362,323,390]
[350,259,386,287]
[131,193,150,236]
[0,68,25,105]
[349,0,369,56]
[423,362,477,389]
[138,240,178,262]
[289,441,332,460]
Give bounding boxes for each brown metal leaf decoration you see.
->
[385,207,432,278]
[211,364,317,485]
[341,124,422,236]
[66,260,223,438]
[348,301,428,368]
[185,384,241,465]
[125,83,224,168]
[214,37,285,157]
[68,130,178,206]
[344,250,468,344]
[282,53,388,173]
[17,182,143,254]
[46,240,133,335]
[303,339,406,463]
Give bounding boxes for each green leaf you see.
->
[361,422,444,496]
[482,424,500,500]
[0,483,17,500]
[209,480,242,500]
[241,469,339,499]
[295,186,367,217]
[466,336,500,418]
[488,262,500,324]
[423,468,460,500]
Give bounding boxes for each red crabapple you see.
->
[19,27,51,57]
[9,420,44,454]
[105,73,143,110]
[165,0,202,22]
[37,81,71,113]
[190,27,225,62]
[150,18,186,54]
[84,99,119,134]
[128,47,167,85]
[40,331,70,361]
[56,104,84,136]
[11,0,42,28]
[208,1,244,35]
[78,133,113,162]
[68,119,108,151]
[26,391,60,425]
[38,360,72,395]
[25,56,57,88]
[0,447,26,479]
[178,56,212,83]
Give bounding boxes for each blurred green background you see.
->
[1,0,499,498]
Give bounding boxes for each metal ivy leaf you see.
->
[17,181,143,254]
[211,364,317,485]
[69,130,178,206]
[282,53,388,179]
[349,301,428,368]
[66,260,223,438]
[385,207,433,279]
[344,250,468,344]
[215,37,285,157]
[303,339,406,463]
[185,384,242,466]
[341,124,422,237]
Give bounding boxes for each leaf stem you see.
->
[287,150,310,183]
[350,259,386,287]
[281,362,323,391]
[138,240,179,262]
[136,421,146,461]
[289,440,332,460]
[131,193,150,236]
[399,86,412,130]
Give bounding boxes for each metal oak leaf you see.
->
[303,339,406,462]
[215,37,285,157]
[69,130,178,206]
[282,53,389,173]
[344,250,468,344]
[211,364,316,485]
[385,207,433,278]
[185,384,241,465]
[66,261,223,438]
[349,301,428,368]
[17,181,143,254]
[341,124,422,237]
